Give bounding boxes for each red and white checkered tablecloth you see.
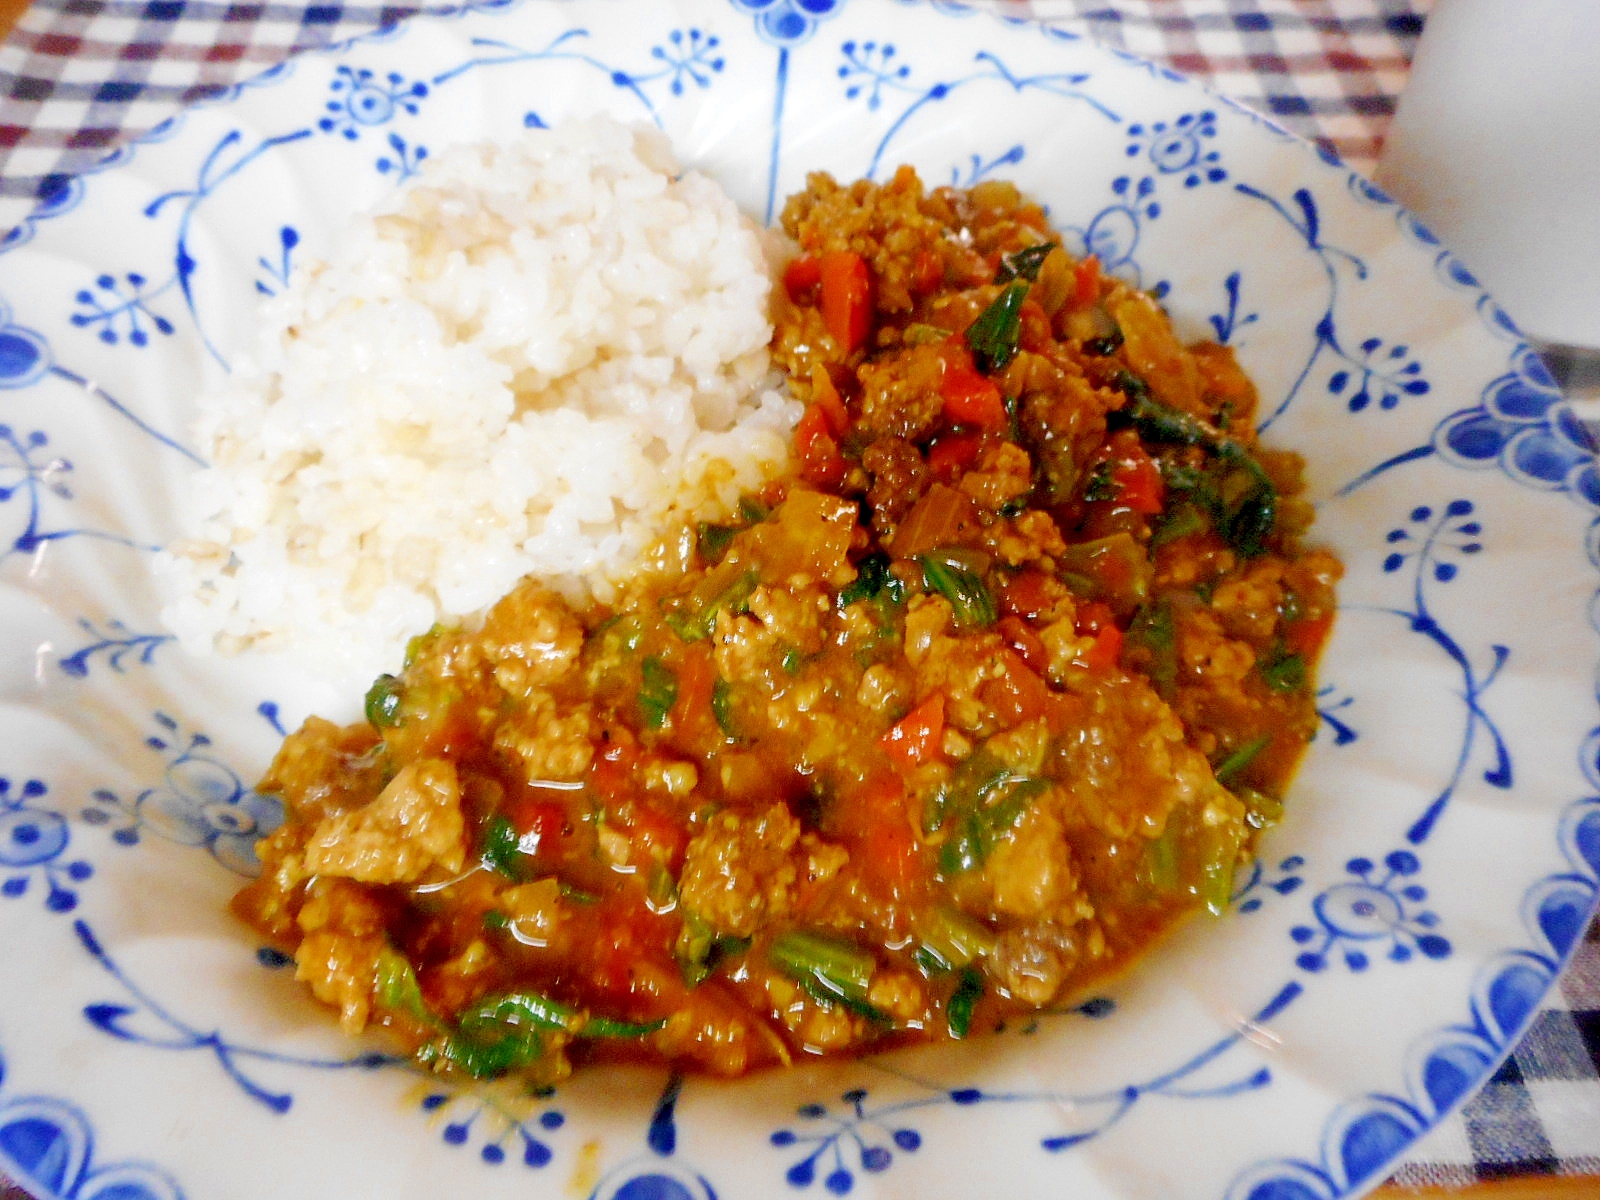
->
[1,2,1596,1198]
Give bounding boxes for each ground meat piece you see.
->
[1052,674,1213,840]
[478,579,586,698]
[677,804,803,938]
[953,800,1079,921]
[862,436,929,535]
[1210,560,1286,643]
[958,441,1033,511]
[913,628,1014,737]
[1178,610,1257,687]
[294,929,385,1033]
[780,166,952,313]
[747,584,828,656]
[988,919,1089,1007]
[855,344,946,441]
[984,509,1066,567]
[303,759,466,884]
[493,691,597,781]
[259,716,384,824]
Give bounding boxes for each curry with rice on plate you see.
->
[232,163,1340,1085]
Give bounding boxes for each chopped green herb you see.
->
[558,881,601,905]
[711,678,743,741]
[915,904,996,972]
[1239,786,1284,831]
[781,647,805,675]
[403,625,442,668]
[364,673,404,728]
[461,990,664,1040]
[483,910,509,931]
[1126,598,1177,700]
[947,967,985,1038]
[902,322,950,346]
[838,551,902,607]
[1145,821,1180,894]
[374,947,431,1021]
[647,863,678,912]
[1083,327,1124,356]
[1150,501,1208,548]
[738,495,770,524]
[1213,733,1271,786]
[481,815,527,881]
[1082,460,1117,503]
[696,521,740,566]
[1258,646,1306,693]
[769,930,880,1014]
[995,242,1057,284]
[918,552,997,629]
[965,280,1029,374]
[939,778,1047,876]
[1112,373,1279,557]
[666,567,759,643]
[638,657,679,729]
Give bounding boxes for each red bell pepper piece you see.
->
[819,250,872,353]
[880,692,945,769]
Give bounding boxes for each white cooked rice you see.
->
[159,116,799,688]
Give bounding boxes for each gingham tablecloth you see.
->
[1,1,1597,1196]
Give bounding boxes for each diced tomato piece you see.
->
[927,431,983,481]
[1081,623,1123,672]
[810,363,849,437]
[861,817,921,898]
[910,248,943,295]
[669,647,719,752]
[795,403,847,489]
[999,615,1048,674]
[1112,448,1165,515]
[1002,569,1055,621]
[880,692,945,769]
[501,796,567,852]
[620,802,689,871]
[783,254,821,298]
[1019,299,1052,352]
[1285,613,1333,658]
[819,250,873,353]
[590,730,639,806]
[1074,600,1117,635]
[940,354,1007,429]
[1072,254,1102,310]
[981,649,1052,726]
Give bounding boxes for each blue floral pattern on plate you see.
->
[0,2,1595,1199]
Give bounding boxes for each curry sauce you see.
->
[233,167,1340,1084]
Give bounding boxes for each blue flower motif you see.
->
[420,1089,567,1167]
[1126,111,1226,187]
[839,40,911,111]
[0,299,52,389]
[1434,344,1600,508]
[1234,855,1305,914]
[0,778,92,913]
[653,28,725,95]
[376,131,429,182]
[1381,499,1481,582]
[69,272,175,348]
[730,0,844,48]
[319,65,429,139]
[1291,851,1451,972]
[1326,335,1429,413]
[81,712,283,876]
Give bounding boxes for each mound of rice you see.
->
[160,116,799,688]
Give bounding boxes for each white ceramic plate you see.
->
[1,3,1596,1199]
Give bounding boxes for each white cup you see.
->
[1375,0,1600,350]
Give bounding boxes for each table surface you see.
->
[0,2,1595,1198]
